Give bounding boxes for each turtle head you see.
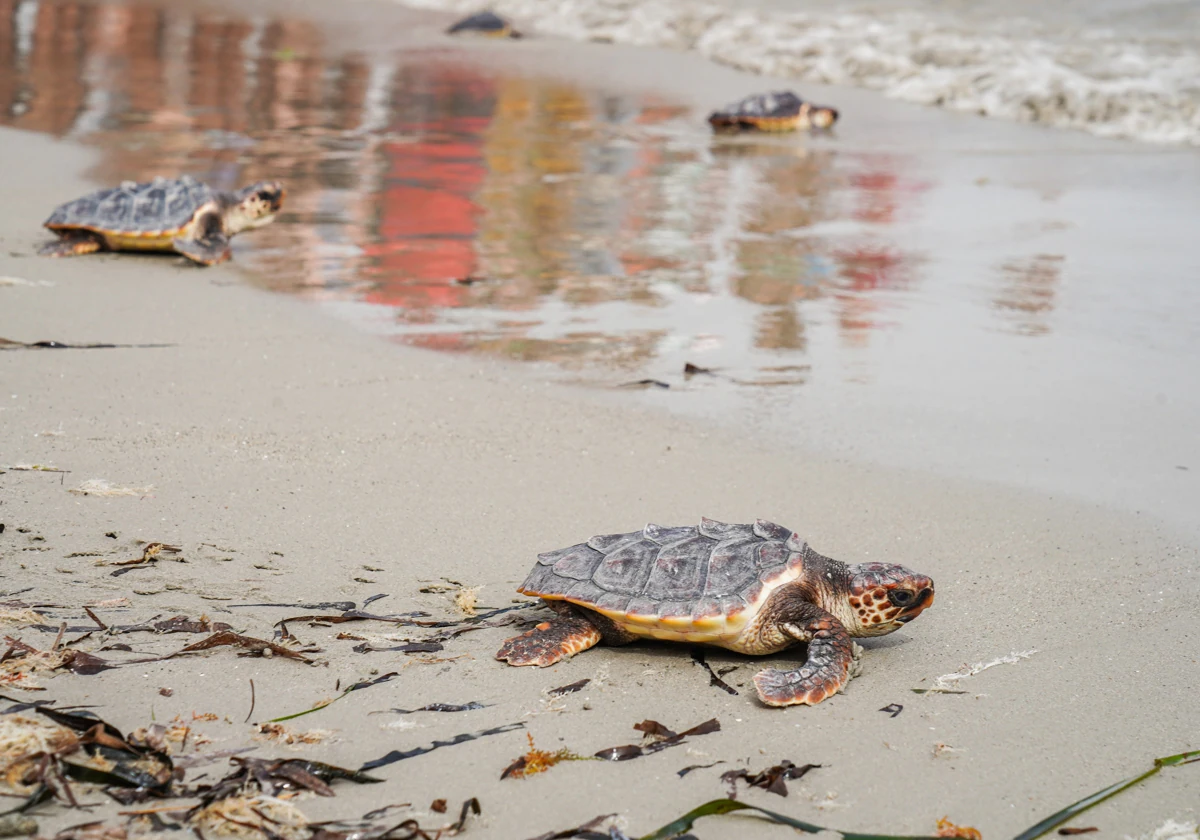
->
[227,181,286,233]
[810,106,839,130]
[842,562,934,637]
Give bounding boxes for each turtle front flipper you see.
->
[496,613,602,667]
[753,605,858,707]
[173,230,231,266]
[39,232,103,257]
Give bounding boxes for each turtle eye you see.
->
[888,589,915,607]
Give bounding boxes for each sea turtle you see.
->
[39,176,285,266]
[446,11,521,38]
[497,518,934,706]
[708,91,839,133]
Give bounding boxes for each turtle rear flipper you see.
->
[40,232,103,257]
[496,614,601,667]
[752,605,857,706]
[173,230,231,266]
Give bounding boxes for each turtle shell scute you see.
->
[45,176,215,234]
[521,520,808,618]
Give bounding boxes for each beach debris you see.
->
[880,703,904,717]
[547,679,590,697]
[0,606,45,627]
[0,813,37,837]
[916,650,1038,694]
[253,723,331,746]
[351,641,444,655]
[430,799,447,813]
[2,636,114,690]
[446,11,521,38]
[524,813,621,840]
[108,544,183,577]
[1012,748,1200,840]
[361,722,525,771]
[0,339,172,351]
[677,760,725,778]
[190,794,310,840]
[597,797,942,840]
[1,708,176,808]
[937,817,982,840]
[195,757,380,804]
[374,703,489,715]
[689,649,738,696]
[453,586,481,617]
[932,743,963,759]
[594,718,720,762]
[617,379,670,389]
[68,480,153,498]
[683,362,715,377]
[170,631,315,663]
[153,615,233,634]
[5,465,69,476]
[109,543,181,568]
[721,760,821,798]
[501,733,591,780]
[1056,830,1098,836]
[269,672,399,723]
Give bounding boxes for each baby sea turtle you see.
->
[708,91,838,133]
[497,518,934,706]
[446,11,521,38]
[39,176,285,266]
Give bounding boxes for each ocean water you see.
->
[399,0,1200,146]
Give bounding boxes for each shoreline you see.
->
[2,2,1199,837]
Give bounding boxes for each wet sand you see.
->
[2,2,1200,839]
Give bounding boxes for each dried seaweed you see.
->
[721,760,821,798]
[677,761,725,778]
[637,798,943,840]
[376,703,488,715]
[547,679,590,696]
[194,757,381,806]
[268,672,398,723]
[172,631,315,663]
[501,733,592,780]
[689,649,737,696]
[524,813,620,840]
[937,817,982,840]
[1057,829,1098,836]
[594,719,720,762]
[683,363,715,377]
[361,722,525,772]
[153,616,232,634]
[351,642,443,655]
[618,379,670,389]
[880,704,904,718]
[0,339,172,351]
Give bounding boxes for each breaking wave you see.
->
[400,0,1200,146]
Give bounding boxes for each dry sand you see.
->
[2,10,1199,840]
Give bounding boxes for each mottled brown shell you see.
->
[44,175,215,236]
[517,518,812,622]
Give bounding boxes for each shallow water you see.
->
[4,0,1199,535]
[400,0,1200,147]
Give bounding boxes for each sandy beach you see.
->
[2,1,1199,838]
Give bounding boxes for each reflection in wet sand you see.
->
[993,254,1064,336]
[0,0,930,384]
